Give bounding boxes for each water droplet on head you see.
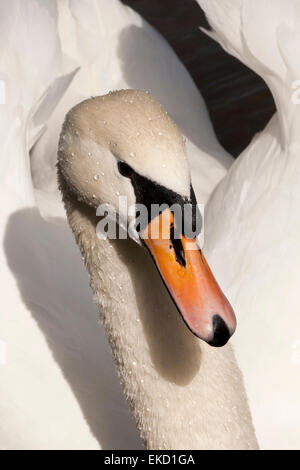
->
[93,174,100,181]
[88,152,92,157]
[129,151,135,158]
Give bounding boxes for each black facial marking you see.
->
[118,161,132,178]
[117,160,202,237]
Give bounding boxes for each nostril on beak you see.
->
[207,314,231,347]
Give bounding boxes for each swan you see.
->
[57,89,257,449]
[196,0,300,449]
[0,0,245,449]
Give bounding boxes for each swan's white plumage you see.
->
[198,0,300,145]
[197,0,300,449]
[1,0,234,449]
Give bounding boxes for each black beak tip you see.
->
[207,314,231,347]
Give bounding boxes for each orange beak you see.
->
[141,209,236,347]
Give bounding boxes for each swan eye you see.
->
[118,161,132,178]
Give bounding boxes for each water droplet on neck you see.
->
[93,174,99,181]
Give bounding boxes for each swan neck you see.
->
[60,177,258,450]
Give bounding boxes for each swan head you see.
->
[58,89,236,347]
